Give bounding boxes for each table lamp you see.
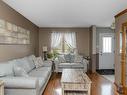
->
[43,46,47,60]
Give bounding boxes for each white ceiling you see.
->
[3,0,127,27]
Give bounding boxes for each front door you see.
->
[99,33,114,69]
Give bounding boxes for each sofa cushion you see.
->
[28,67,51,80]
[0,61,14,77]
[59,63,72,68]
[59,63,84,68]
[16,57,32,73]
[13,64,29,77]
[43,60,52,67]
[71,63,84,68]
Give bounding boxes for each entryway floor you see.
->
[102,75,115,83]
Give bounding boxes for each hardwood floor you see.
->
[43,73,119,95]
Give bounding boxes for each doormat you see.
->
[96,69,114,75]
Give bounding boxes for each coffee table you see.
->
[61,69,92,95]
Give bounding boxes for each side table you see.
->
[51,60,55,72]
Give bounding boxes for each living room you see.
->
[0,0,127,95]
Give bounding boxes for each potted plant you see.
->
[47,50,58,60]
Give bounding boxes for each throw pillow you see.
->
[13,64,29,77]
[37,57,44,66]
[70,54,75,63]
[34,57,44,68]
[58,55,66,63]
[74,55,83,63]
[64,54,71,63]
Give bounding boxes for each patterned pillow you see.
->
[74,55,83,63]
[70,54,75,63]
[34,57,44,68]
[58,55,66,63]
[64,54,71,63]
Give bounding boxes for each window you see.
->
[54,37,72,53]
[102,37,112,53]
[51,32,76,53]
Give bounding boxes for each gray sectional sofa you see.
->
[0,55,52,95]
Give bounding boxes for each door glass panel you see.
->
[120,32,122,53]
[103,37,112,53]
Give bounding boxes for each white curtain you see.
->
[51,32,62,49]
[64,32,76,48]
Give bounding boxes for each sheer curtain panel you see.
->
[51,32,62,49]
[64,32,76,48]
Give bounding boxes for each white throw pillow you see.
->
[37,57,44,65]
[34,57,44,68]
[13,64,29,77]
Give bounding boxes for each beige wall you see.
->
[0,1,39,62]
[39,28,90,57]
[115,12,127,86]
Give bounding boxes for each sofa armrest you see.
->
[82,59,89,65]
[82,59,89,72]
[74,55,84,63]
[0,77,39,89]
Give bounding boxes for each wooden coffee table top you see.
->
[61,69,91,84]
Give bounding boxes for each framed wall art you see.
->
[0,19,30,44]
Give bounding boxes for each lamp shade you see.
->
[43,46,47,52]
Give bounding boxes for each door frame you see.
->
[99,33,114,70]
[120,22,127,94]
